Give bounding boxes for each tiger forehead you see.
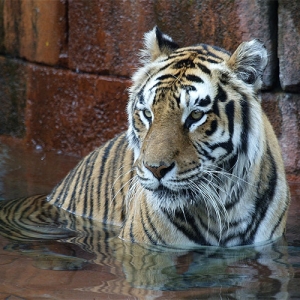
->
[147,79,214,111]
[147,65,216,107]
[137,45,230,109]
[149,46,228,89]
[170,45,229,63]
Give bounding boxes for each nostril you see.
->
[144,162,175,179]
[159,162,175,178]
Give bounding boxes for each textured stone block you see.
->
[261,93,300,176]
[0,0,5,53]
[261,93,282,138]
[68,0,154,76]
[262,93,300,175]
[25,65,130,156]
[0,57,27,137]
[2,0,67,66]
[278,1,300,92]
[277,93,300,175]
[68,0,277,88]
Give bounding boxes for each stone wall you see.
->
[0,0,299,173]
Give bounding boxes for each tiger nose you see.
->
[144,162,175,179]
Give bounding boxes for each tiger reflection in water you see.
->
[0,195,293,299]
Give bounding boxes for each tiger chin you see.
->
[45,27,290,248]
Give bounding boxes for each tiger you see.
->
[1,26,290,248]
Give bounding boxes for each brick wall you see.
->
[0,0,299,174]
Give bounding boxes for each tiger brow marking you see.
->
[185,74,204,83]
[195,95,212,107]
[196,63,211,75]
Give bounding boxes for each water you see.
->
[0,140,299,299]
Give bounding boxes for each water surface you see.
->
[0,141,299,299]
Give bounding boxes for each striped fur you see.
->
[5,27,290,247]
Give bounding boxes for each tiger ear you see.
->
[141,27,179,63]
[227,39,268,89]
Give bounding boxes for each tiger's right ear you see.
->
[141,27,179,63]
[227,39,268,90]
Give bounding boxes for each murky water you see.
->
[0,140,299,299]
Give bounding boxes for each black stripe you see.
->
[156,74,178,82]
[195,142,215,161]
[215,84,227,102]
[99,137,120,224]
[182,85,196,92]
[205,119,218,136]
[173,59,196,69]
[105,134,127,222]
[169,52,189,58]
[52,158,86,207]
[137,91,145,105]
[174,95,181,109]
[149,81,169,91]
[240,96,249,154]
[212,98,220,117]
[209,101,234,153]
[83,150,100,218]
[202,44,228,61]
[129,220,135,243]
[141,206,157,245]
[144,202,167,245]
[242,146,277,244]
[197,95,211,107]
[225,101,235,137]
[186,74,203,83]
[196,63,211,75]
[66,158,89,213]
[120,150,135,222]
[269,195,289,239]
[162,208,210,245]
[207,58,220,64]
[78,151,97,218]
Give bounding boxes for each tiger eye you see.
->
[143,109,152,119]
[190,110,203,120]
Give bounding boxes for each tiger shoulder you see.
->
[47,27,290,247]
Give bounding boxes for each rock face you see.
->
[0,0,299,174]
[278,1,300,92]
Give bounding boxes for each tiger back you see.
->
[46,27,290,247]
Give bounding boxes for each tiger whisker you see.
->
[110,175,136,207]
[188,177,229,244]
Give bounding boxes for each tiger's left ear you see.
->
[227,39,268,90]
[141,27,179,63]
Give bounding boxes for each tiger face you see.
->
[127,27,267,210]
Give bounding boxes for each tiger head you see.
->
[127,27,268,210]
